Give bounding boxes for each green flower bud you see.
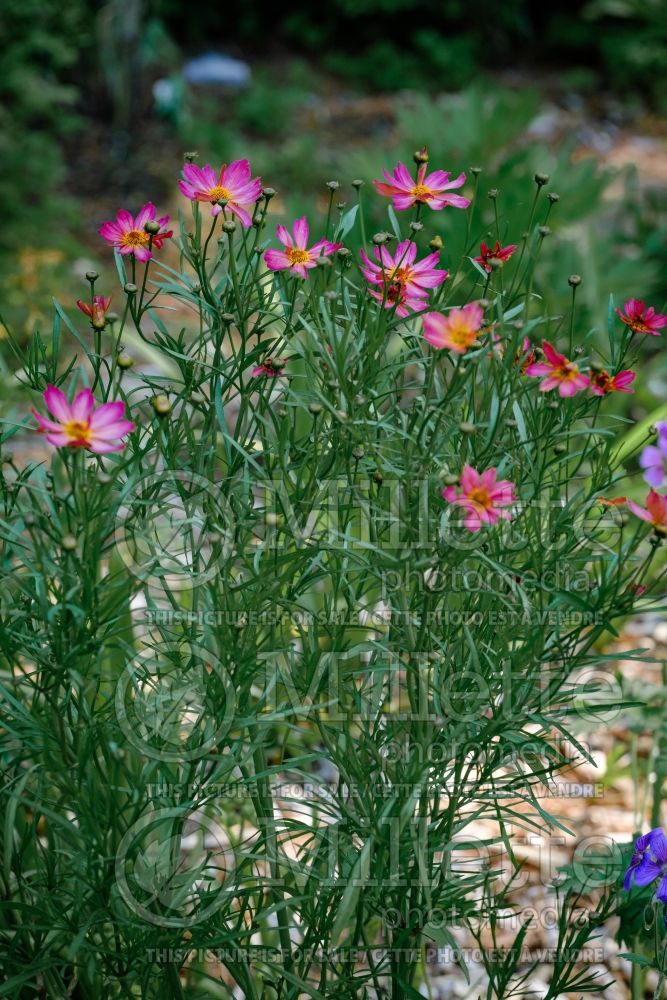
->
[144,220,161,236]
[117,352,134,370]
[534,172,550,186]
[151,395,171,417]
[568,274,582,287]
[61,534,77,552]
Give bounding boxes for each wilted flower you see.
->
[590,369,636,396]
[76,295,112,331]
[32,385,134,453]
[627,489,667,534]
[99,203,172,261]
[524,342,590,397]
[360,240,447,317]
[264,217,340,278]
[616,299,667,337]
[474,240,518,273]
[640,423,667,487]
[252,358,287,378]
[373,162,470,212]
[422,303,484,354]
[179,160,262,226]
[624,829,667,901]
[442,464,516,532]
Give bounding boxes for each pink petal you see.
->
[134,203,156,228]
[44,385,72,422]
[89,401,127,429]
[460,465,481,493]
[276,225,294,249]
[71,389,95,422]
[293,216,309,250]
[222,159,251,190]
[264,249,291,271]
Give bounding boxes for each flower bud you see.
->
[184,151,198,163]
[326,180,340,191]
[372,232,390,245]
[61,534,77,552]
[124,283,137,295]
[144,220,161,236]
[354,393,366,406]
[117,352,134,370]
[317,255,332,267]
[443,473,459,486]
[182,930,193,942]
[458,421,475,435]
[336,247,351,260]
[262,187,276,200]
[429,235,444,252]
[97,471,112,485]
[373,468,384,485]
[470,165,482,176]
[308,402,323,415]
[221,313,235,325]
[24,512,35,527]
[413,146,429,164]
[151,395,171,417]
[547,192,560,204]
[85,270,99,283]
[568,274,582,287]
[222,220,236,235]
[554,443,567,454]
[352,446,365,460]
[538,225,552,237]
[534,172,550,186]
[488,189,498,200]
[352,179,364,189]
[410,221,424,233]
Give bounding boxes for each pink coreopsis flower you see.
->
[99,203,172,261]
[524,341,590,397]
[179,160,262,226]
[264,217,340,278]
[373,162,470,212]
[474,240,518,273]
[627,490,667,534]
[443,465,516,533]
[32,385,135,454]
[360,240,448,317]
[252,358,287,377]
[76,295,112,331]
[616,299,667,337]
[422,303,484,354]
[590,369,636,396]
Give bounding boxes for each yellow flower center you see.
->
[468,487,492,509]
[64,420,92,445]
[287,248,310,265]
[410,184,432,200]
[449,322,477,349]
[556,362,580,381]
[209,185,233,202]
[120,229,149,249]
[387,266,411,285]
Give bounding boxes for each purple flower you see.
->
[624,828,667,900]
[640,423,667,488]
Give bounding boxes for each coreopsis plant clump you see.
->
[1,146,666,1000]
